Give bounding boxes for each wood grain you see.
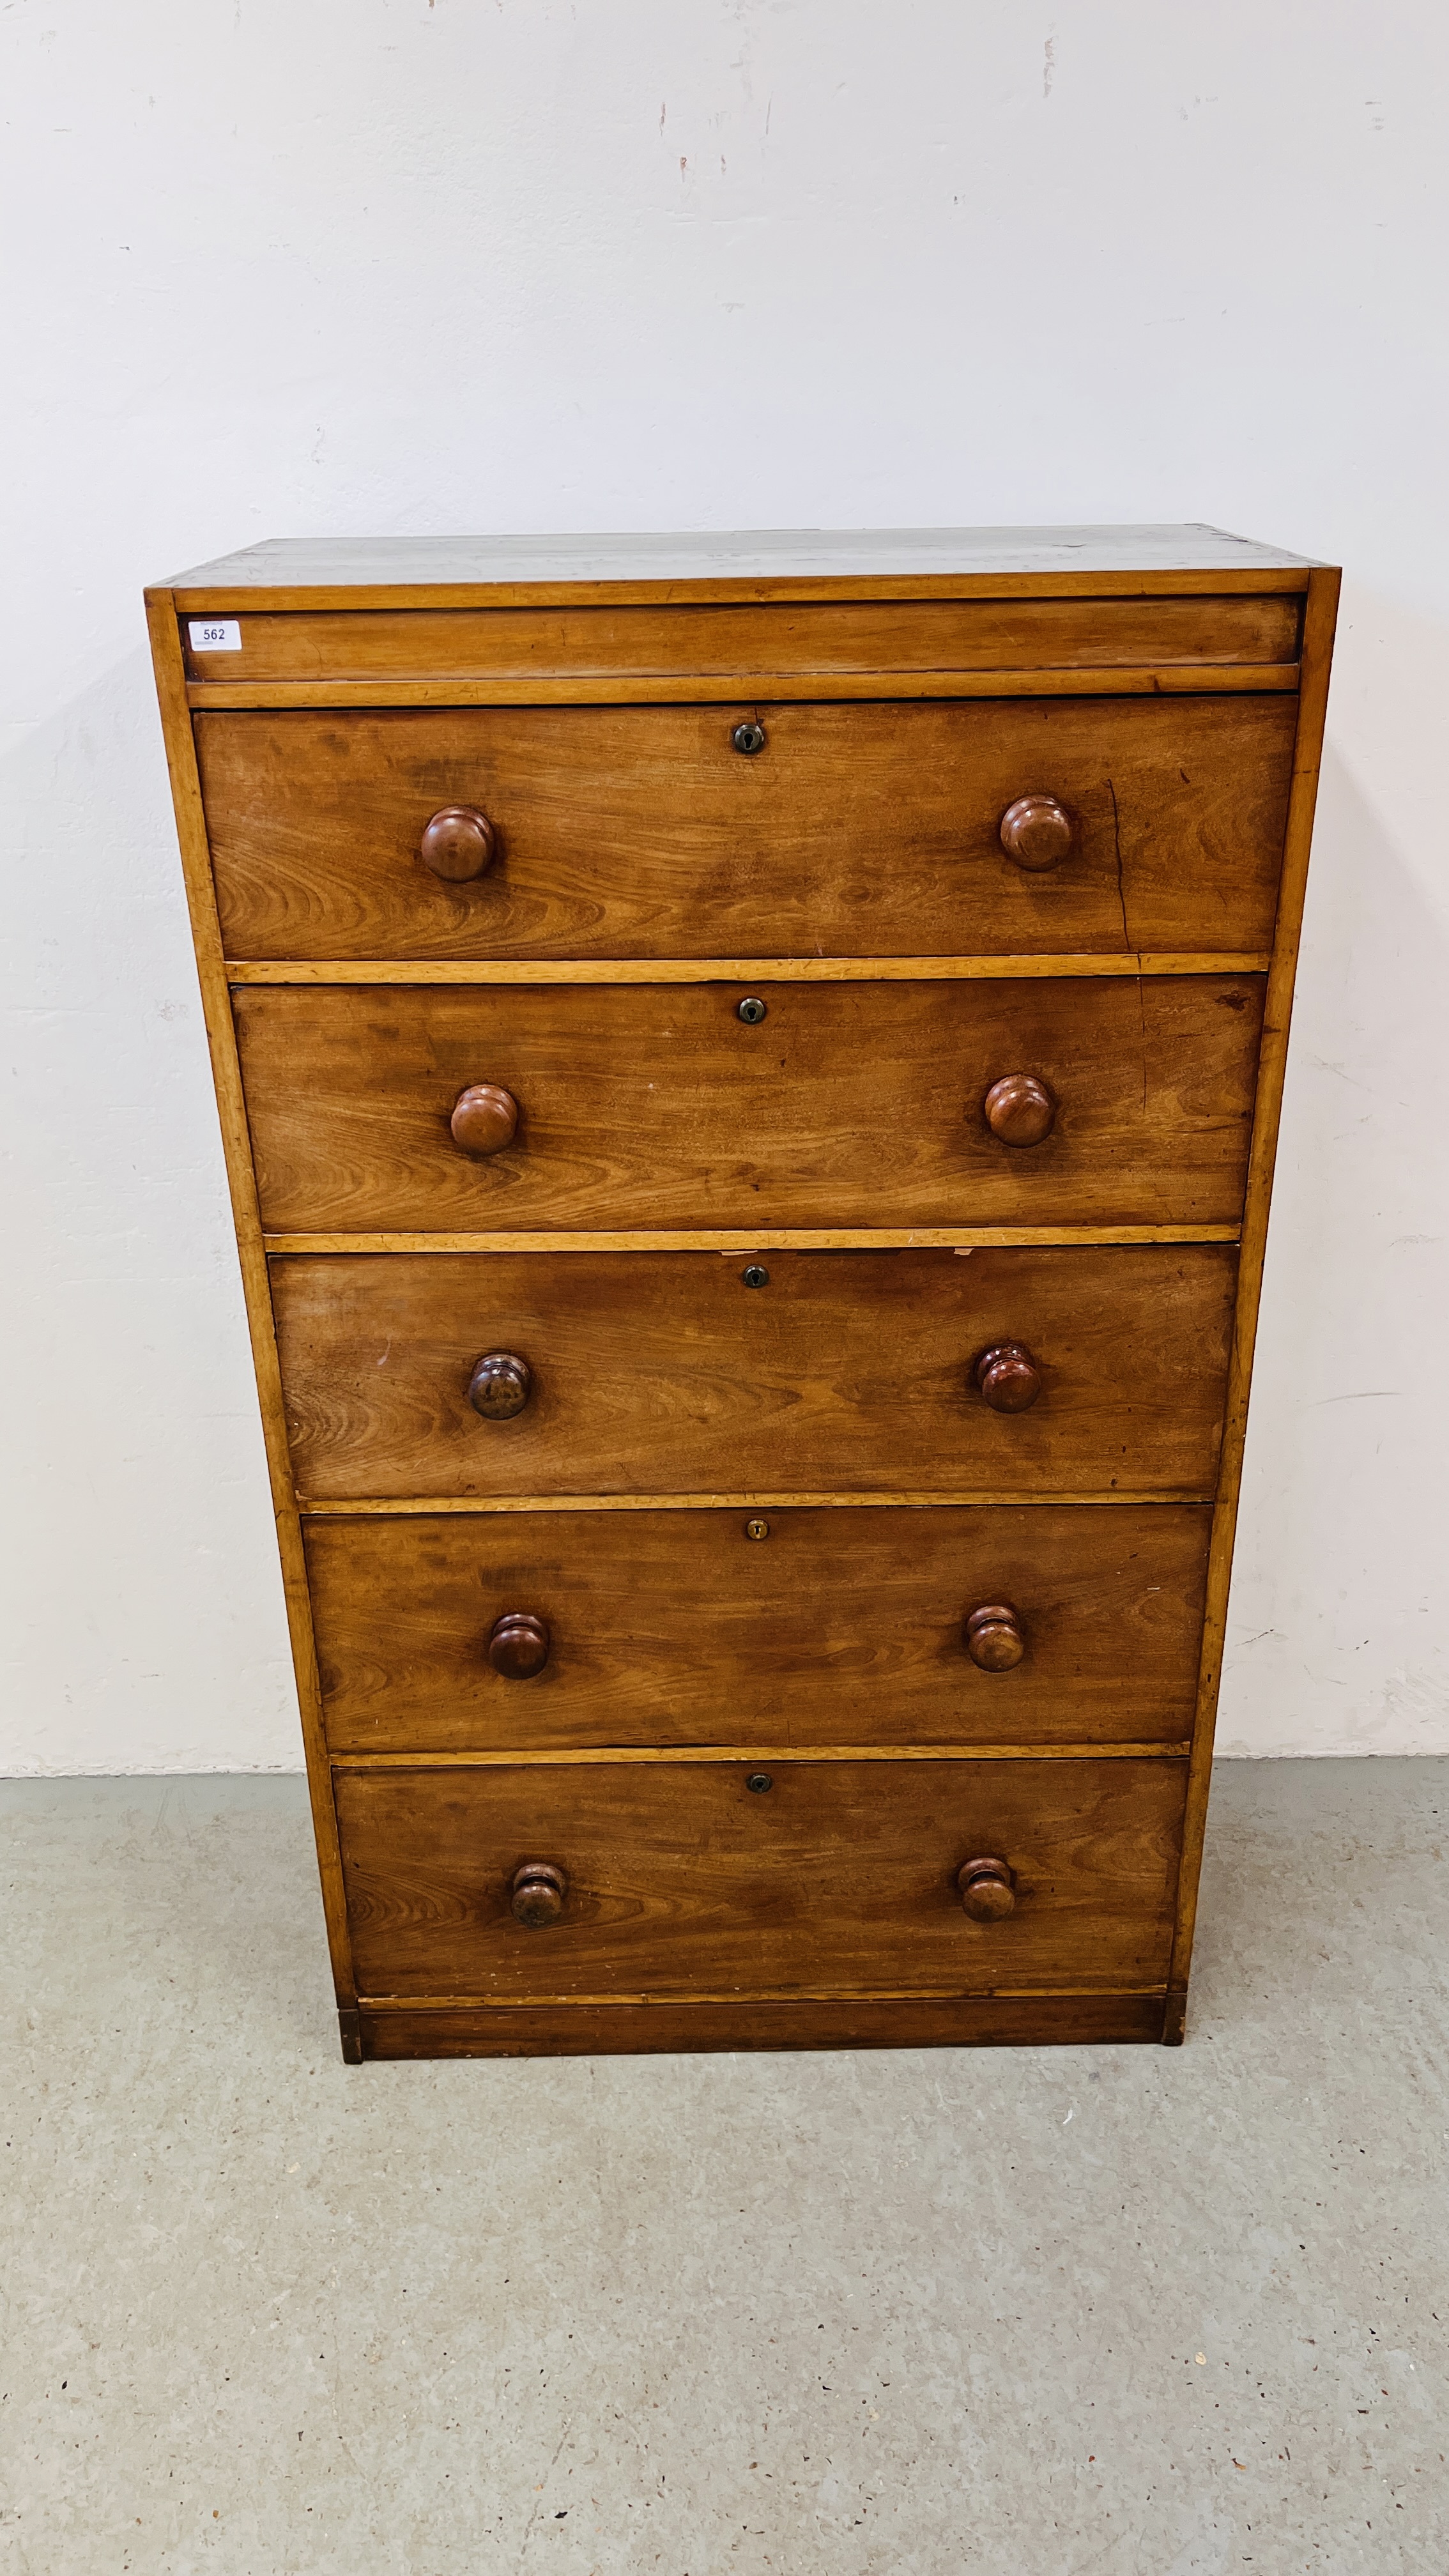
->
[334,1755,1185,2001]
[235,976,1264,1235]
[355,1989,1172,2055]
[271,1245,1238,1503]
[1168,564,1343,2004]
[143,594,358,2013]
[306,1501,1211,1754]
[180,594,1301,684]
[197,696,1297,963]
[158,519,1318,599]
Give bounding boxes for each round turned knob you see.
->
[511,1861,567,1928]
[957,1856,1016,1922]
[489,1611,551,1679]
[983,1072,1056,1147]
[999,793,1073,871]
[964,1604,1025,1671]
[450,1082,519,1157]
[419,805,498,882]
[468,1351,532,1420]
[974,1340,1042,1413]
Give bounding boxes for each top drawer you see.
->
[199,695,1296,962]
[181,593,1301,686]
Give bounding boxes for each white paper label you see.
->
[188,618,242,652]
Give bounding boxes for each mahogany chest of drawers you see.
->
[147,526,1337,2062]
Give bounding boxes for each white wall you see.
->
[3,2,1446,1772]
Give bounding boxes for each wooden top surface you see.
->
[157,524,1323,610]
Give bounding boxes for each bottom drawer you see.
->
[335,1756,1185,2004]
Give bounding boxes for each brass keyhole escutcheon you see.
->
[744,1517,770,1541]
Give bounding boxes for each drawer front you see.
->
[273,1246,1236,1500]
[199,698,1295,962]
[239,976,1264,1236]
[334,1756,1185,2000]
[309,1503,1212,1754]
[183,593,1300,684]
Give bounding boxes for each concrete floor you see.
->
[3,1763,1446,2575]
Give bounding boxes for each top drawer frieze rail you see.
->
[180,595,1302,692]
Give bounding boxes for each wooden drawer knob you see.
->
[964,1604,1025,1671]
[983,1073,1056,1147]
[511,1861,567,1927]
[999,793,1073,870]
[468,1351,533,1420]
[974,1340,1042,1413]
[958,1856,1016,1921]
[489,1611,550,1678]
[450,1083,519,1156]
[420,805,497,882]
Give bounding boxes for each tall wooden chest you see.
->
[147,526,1337,2060]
